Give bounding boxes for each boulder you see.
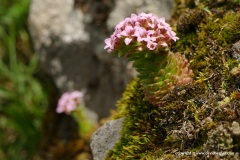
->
[90,118,124,160]
[107,0,175,29]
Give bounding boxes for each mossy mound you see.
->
[107,0,240,159]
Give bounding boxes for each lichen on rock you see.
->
[105,0,240,159]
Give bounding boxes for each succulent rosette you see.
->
[105,12,192,106]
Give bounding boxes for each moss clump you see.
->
[177,8,207,33]
[108,78,166,159]
[107,1,240,159]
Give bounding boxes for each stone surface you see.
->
[232,40,240,61]
[107,0,175,30]
[90,118,124,160]
[28,0,89,49]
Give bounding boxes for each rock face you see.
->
[90,118,124,160]
[107,0,175,29]
[28,0,174,119]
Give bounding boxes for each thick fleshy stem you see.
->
[127,50,192,106]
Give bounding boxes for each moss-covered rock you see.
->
[107,0,240,159]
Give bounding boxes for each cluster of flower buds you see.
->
[104,12,179,55]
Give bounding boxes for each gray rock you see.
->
[90,118,124,160]
[29,0,89,50]
[232,40,240,61]
[107,0,175,30]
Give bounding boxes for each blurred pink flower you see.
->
[104,12,179,53]
[56,91,84,114]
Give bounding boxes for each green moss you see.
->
[177,8,207,33]
[176,10,240,84]
[108,79,166,159]
[107,1,240,159]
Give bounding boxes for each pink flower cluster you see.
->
[104,12,179,53]
[56,91,84,114]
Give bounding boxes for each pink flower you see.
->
[56,91,84,114]
[147,41,157,50]
[104,12,179,54]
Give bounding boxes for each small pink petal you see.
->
[147,42,157,50]
[104,38,111,49]
[120,31,128,36]
[124,38,132,45]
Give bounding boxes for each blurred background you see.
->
[0,0,48,159]
[0,0,174,159]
